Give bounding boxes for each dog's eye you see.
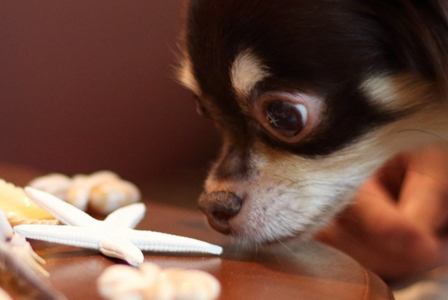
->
[264,101,306,137]
[254,92,322,142]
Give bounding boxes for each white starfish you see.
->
[14,188,222,267]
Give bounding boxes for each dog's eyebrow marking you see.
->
[177,57,202,96]
[230,49,270,100]
[362,75,403,110]
[361,73,435,111]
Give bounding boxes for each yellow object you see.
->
[0,179,57,226]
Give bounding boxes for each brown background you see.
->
[0,0,220,191]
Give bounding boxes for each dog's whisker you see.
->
[274,188,353,199]
[275,239,296,256]
[268,175,361,190]
[396,129,448,144]
[270,243,284,265]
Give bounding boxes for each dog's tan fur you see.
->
[179,0,448,244]
[182,69,448,243]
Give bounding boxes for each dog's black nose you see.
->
[198,191,242,234]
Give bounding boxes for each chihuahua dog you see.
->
[177,0,448,245]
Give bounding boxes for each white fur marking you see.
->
[362,76,401,109]
[231,50,270,99]
[362,74,436,111]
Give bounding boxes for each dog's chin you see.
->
[225,225,321,253]
[236,233,303,246]
[230,192,349,246]
[226,213,328,247]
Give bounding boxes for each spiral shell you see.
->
[0,180,57,226]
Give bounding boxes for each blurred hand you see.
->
[314,144,448,280]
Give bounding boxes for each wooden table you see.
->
[0,163,394,300]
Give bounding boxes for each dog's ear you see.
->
[378,0,448,98]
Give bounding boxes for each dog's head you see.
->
[178,0,448,244]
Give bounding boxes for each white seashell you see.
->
[28,174,72,201]
[76,171,121,190]
[140,263,162,283]
[9,233,49,277]
[98,265,149,300]
[89,180,141,215]
[86,170,121,182]
[28,171,141,215]
[0,210,51,279]
[162,269,221,300]
[97,263,220,300]
[65,174,93,210]
[65,188,90,211]
[147,273,175,300]
[140,264,174,300]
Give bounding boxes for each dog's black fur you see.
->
[179,0,448,243]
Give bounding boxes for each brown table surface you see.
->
[0,163,394,300]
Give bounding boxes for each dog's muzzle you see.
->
[198,191,243,234]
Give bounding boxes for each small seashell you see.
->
[0,180,58,226]
[66,171,120,210]
[161,268,221,300]
[98,265,149,299]
[97,262,220,300]
[89,180,141,215]
[28,171,141,215]
[27,174,72,201]
[140,263,163,285]
[9,232,49,277]
[0,211,65,300]
[65,175,90,211]
[147,272,175,300]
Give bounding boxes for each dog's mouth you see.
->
[199,183,354,245]
[223,220,320,249]
[230,219,322,245]
[199,196,319,245]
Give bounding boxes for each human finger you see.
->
[397,146,448,233]
[315,178,439,279]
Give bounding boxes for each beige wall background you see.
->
[0,0,220,185]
